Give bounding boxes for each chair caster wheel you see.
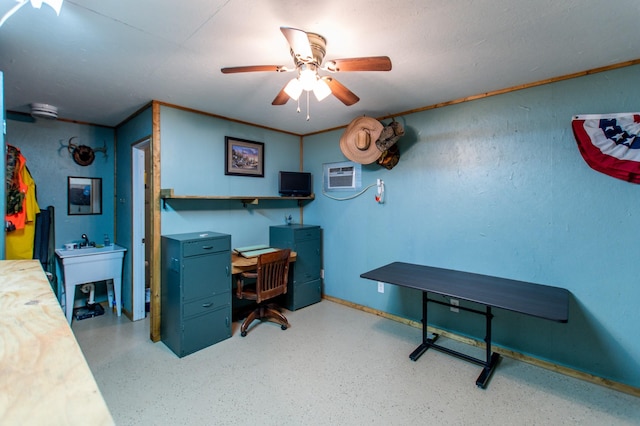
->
[281,325,287,330]
[241,331,247,337]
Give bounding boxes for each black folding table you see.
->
[361,262,569,388]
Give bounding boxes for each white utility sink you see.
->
[57,245,118,256]
[55,244,127,324]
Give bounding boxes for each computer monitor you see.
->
[278,171,312,196]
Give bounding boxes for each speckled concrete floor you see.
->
[73,300,639,425]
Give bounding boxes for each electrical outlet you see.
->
[450,298,459,313]
[377,281,384,293]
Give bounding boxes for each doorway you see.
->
[132,139,151,321]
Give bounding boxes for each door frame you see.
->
[131,139,150,321]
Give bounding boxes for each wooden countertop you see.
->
[232,251,296,275]
[0,260,114,425]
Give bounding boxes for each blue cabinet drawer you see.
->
[287,278,321,311]
[292,227,320,241]
[180,307,231,357]
[183,251,230,299]
[183,237,229,257]
[184,293,229,318]
[292,238,321,282]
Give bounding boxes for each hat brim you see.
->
[339,116,384,164]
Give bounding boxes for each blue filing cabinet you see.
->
[269,224,322,310]
[161,231,231,357]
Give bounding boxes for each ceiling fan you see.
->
[221,27,392,107]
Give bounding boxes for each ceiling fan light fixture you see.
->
[313,78,331,101]
[222,27,392,113]
[284,78,303,101]
[298,67,317,91]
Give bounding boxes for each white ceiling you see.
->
[1,0,639,135]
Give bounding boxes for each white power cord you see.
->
[322,179,385,203]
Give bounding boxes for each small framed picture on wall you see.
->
[224,136,264,177]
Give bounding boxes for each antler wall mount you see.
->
[62,137,107,166]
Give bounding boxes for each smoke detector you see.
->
[30,103,58,119]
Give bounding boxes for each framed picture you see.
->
[225,136,265,177]
[67,176,102,215]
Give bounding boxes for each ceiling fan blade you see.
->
[221,65,285,74]
[272,86,290,105]
[280,26,313,62]
[323,77,360,106]
[324,56,392,72]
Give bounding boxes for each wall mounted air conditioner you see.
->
[323,161,361,192]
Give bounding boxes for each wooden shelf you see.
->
[160,189,314,208]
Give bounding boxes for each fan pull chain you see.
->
[306,91,310,121]
[296,97,301,114]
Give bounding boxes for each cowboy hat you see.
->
[339,116,384,164]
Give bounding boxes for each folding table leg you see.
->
[409,291,432,361]
[409,293,501,389]
[475,306,500,388]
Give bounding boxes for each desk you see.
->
[361,262,569,388]
[231,250,296,274]
[230,251,297,320]
[0,260,114,424]
[55,245,127,324]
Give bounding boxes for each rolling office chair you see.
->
[235,248,291,337]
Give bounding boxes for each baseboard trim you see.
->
[322,295,640,397]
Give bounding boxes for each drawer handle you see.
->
[202,302,214,308]
[202,245,214,250]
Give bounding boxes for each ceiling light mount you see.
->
[30,103,58,119]
[290,32,326,67]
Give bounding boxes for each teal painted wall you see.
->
[6,120,115,247]
[159,106,303,248]
[303,65,640,388]
[5,118,115,299]
[114,106,153,312]
[113,105,305,315]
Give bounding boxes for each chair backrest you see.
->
[254,249,291,304]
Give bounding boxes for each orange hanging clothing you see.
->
[6,150,40,259]
[5,146,27,228]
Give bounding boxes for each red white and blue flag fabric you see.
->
[572,113,640,183]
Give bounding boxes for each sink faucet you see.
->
[81,234,90,247]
